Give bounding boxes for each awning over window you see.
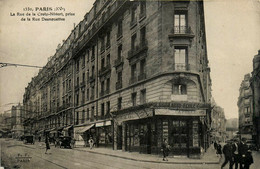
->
[75,124,94,134]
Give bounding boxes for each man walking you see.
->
[239,138,249,169]
[221,141,233,169]
[232,139,239,169]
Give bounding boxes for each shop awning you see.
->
[75,124,94,134]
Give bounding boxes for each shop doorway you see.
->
[170,120,188,155]
[117,126,122,150]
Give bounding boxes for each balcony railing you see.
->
[129,76,137,85]
[114,57,124,67]
[116,81,122,90]
[138,73,146,81]
[128,40,148,60]
[173,26,192,34]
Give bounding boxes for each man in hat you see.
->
[239,138,249,169]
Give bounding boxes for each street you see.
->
[1,139,260,169]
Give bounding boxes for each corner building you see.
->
[23,0,211,158]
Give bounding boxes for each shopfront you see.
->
[113,103,210,158]
[95,121,113,148]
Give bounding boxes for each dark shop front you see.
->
[113,102,210,158]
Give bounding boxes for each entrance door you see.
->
[171,120,188,155]
[117,126,122,150]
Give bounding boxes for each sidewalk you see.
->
[74,144,221,164]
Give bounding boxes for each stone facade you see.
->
[11,103,24,139]
[250,50,260,148]
[238,74,254,139]
[210,105,226,143]
[23,0,211,157]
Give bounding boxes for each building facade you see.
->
[23,0,211,158]
[250,50,260,148]
[210,105,227,143]
[11,103,24,139]
[238,74,254,139]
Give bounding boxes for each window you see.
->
[131,6,137,23]
[91,66,95,77]
[106,31,110,47]
[76,59,80,72]
[131,34,137,50]
[75,92,79,106]
[132,93,137,106]
[87,50,90,61]
[117,20,123,38]
[82,110,85,123]
[91,86,95,99]
[140,59,146,77]
[101,37,105,52]
[87,108,89,120]
[118,97,122,110]
[106,54,110,66]
[118,71,122,82]
[101,103,105,118]
[76,77,79,87]
[140,27,146,46]
[131,64,137,82]
[172,84,187,95]
[174,12,187,34]
[106,101,110,115]
[82,73,85,83]
[140,89,146,104]
[92,45,95,59]
[101,81,105,94]
[76,112,79,125]
[91,106,95,121]
[82,54,85,68]
[140,1,146,17]
[106,78,110,93]
[82,90,85,104]
[118,45,122,59]
[174,47,187,70]
[101,58,105,69]
[87,88,89,100]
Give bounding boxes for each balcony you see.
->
[169,26,194,38]
[116,81,122,90]
[98,64,111,76]
[139,12,146,21]
[138,73,146,81]
[129,76,137,85]
[174,63,188,71]
[114,57,124,67]
[127,40,148,60]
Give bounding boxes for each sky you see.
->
[0,0,260,119]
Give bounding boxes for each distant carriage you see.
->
[59,136,72,148]
[23,135,34,144]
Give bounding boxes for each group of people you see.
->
[214,138,254,169]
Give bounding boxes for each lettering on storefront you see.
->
[116,109,153,123]
[155,109,206,116]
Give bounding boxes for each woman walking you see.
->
[161,138,170,161]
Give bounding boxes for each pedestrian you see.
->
[161,138,170,161]
[88,137,94,149]
[38,136,41,142]
[71,137,75,148]
[214,140,218,150]
[221,141,233,169]
[216,142,222,158]
[239,138,249,169]
[244,149,253,169]
[232,139,239,169]
[45,136,50,154]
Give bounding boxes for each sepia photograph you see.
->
[0,0,259,168]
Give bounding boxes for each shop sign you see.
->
[116,109,153,122]
[155,109,206,116]
[95,120,112,127]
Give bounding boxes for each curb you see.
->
[73,148,221,165]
